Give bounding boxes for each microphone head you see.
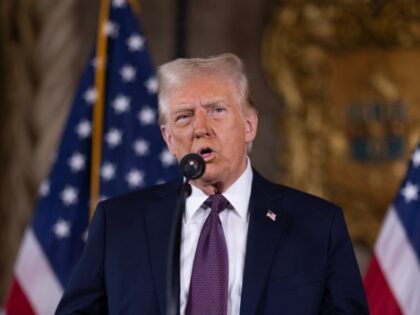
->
[179,153,205,180]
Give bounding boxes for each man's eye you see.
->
[176,114,190,121]
[213,107,226,113]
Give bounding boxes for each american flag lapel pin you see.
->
[266,209,277,222]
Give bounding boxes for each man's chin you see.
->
[194,173,217,185]
[191,170,221,186]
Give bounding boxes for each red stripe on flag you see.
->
[5,278,36,315]
[364,255,402,315]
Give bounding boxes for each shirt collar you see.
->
[185,158,253,223]
[222,158,252,221]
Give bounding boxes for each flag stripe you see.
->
[364,255,402,315]
[375,207,420,315]
[15,229,63,315]
[365,145,420,315]
[5,279,36,315]
[394,186,420,261]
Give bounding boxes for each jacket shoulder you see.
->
[95,179,179,214]
[253,169,341,218]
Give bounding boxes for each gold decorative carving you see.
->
[262,0,420,247]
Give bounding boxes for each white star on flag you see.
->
[105,128,123,148]
[120,64,137,82]
[112,0,127,8]
[101,162,117,181]
[138,107,156,125]
[126,169,145,188]
[145,76,158,94]
[60,186,78,206]
[412,149,420,168]
[133,139,150,156]
[401,181,419,203]
[68,152,86,173]
[104,20,119,38]
[52,219,71,239]
[160,149,176,167]
[112,94,131,113]
[83,87,97,104]
[39,180,50,197]
[126,34,145,52]
[75,119,92,139]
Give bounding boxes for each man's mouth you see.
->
[198,147,214,161]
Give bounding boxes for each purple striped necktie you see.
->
[185,193,229,315]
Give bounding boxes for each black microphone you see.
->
[179,153,205,180]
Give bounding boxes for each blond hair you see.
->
[157,53,256,124]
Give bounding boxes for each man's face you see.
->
[160,75,258,190]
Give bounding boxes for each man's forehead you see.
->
[166,76,235,100]
[170,73,235,91]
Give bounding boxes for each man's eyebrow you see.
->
[172,99,226,112]
[201,99,226,107]
[172,105,194,115]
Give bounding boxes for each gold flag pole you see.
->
[89,0,110,221]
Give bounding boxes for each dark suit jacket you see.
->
[55,170,369,315]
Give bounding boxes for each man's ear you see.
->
[244,110,258,143]
[161,125,174,152]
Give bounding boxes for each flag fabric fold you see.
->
[5,0,178,314]
[364,144,420,315]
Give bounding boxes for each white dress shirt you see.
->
[180,159,253,315]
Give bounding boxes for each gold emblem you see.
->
[262,0,420,246]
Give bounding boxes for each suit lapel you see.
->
[144,181,180,315]
[240,171,286,315]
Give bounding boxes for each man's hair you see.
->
[157,53,256,124]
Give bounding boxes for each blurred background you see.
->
[1,0,420,309]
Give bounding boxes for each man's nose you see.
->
[193,110,210,138]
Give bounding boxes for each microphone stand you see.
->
[166,153,204,315]
[166,179,191,315]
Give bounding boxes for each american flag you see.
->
[4,0,178,314]
[265,210,276,222]
[364,144,420,314]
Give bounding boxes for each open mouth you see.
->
[199,147,214,160]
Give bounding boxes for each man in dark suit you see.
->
[56,53,369,314]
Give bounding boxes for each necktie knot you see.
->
[205,194,229,214]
